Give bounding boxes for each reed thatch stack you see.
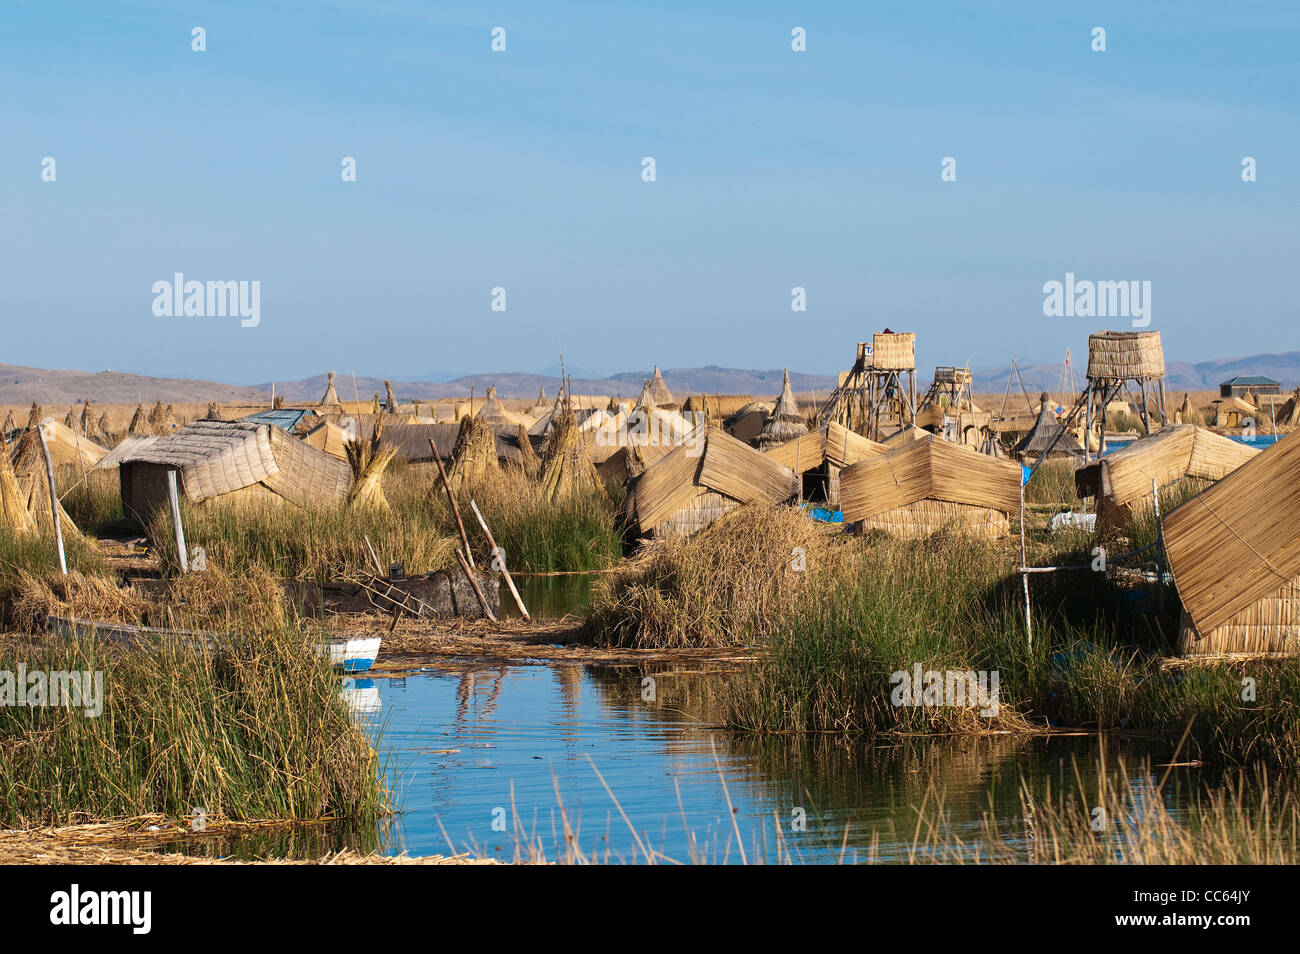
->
[647,366,676,409]
[758,369,807,448]
[384,380,399,414]
[97,412,112,441]
[371,393,382,415]
[319,371,341,406]
[128,404,148,436]
[10,427,79,537]
[1175,393,1192,424]
[540,392,605,502]
[516,423,540,478]
[273,395,285,409]
[2,410,15,436]
[447,413,500,493]
[80,399,96,440]
[25,403,42,431]
[345,413,396,510]
[1280,387,1300,427]
[63,408,77,431]
[1240,390,1256,408]
[146,399,176,434]
[0,430,34,534]
[204,402,222,421]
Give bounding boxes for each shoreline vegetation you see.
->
[2,452,1297,864]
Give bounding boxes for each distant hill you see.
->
[0,363,268,406]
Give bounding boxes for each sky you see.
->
[2,1,1297,384]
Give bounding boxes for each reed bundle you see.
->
[447,412,500,493]
[127,404,148,436]
[539,398,604,502]
[345,412,396,510]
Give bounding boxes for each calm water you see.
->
[500,573,596,620]
[331,663,1206,864]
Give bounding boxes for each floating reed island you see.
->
[1,333,1297,858]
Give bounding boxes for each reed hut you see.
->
[118,420,351,517]
[763,421,887,505]
[303,420,356,460]
[757,370,807,448]
[319,370,342,406]
[1074,425,1259,532]
[624,427,797,538]
[839,436,1022,539]
[723,401,771,444]
[1013,393,1084,462]
[475,386,516,427]
[1164,433,1300,655]
[1214,396,1257,429]
[646,365,677,409]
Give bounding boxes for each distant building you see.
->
[1220,375,1281,398]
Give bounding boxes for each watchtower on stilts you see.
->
[818,332,917,441]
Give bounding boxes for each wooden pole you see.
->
[469,498,530,621]
[429,437,475,568]
[35,426,67,575]
[167,469,189,572]
[455,546,497,621]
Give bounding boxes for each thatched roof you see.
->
[1074,425,1258,512]
[758,369,807,447]
[839,435,1022,524]
[1086,331,1164,380]
[95,435,159,471]
[120,420,351,508]
[869,332,916,370]
[763,422,887,472]
[1012,394,1083,459]
[646,366,676,408]
[1164,433,1300,640]
[624,427,796,537]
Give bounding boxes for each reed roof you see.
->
[626,427,796,536]
[1163,434,1300,635]
[94,435,159,471]
[759,369,807,446]
[839,435,1022,523]
[763,422,887,471]
[119,419,351,507]
[1074,424,1258,508]
[647,365,676,408]
[1012,396,1083,458]
[1086,331,1165,380]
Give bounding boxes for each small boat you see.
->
[46,616,381,673]
[324,635,382,673]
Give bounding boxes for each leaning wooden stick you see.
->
[429,437,475,569]
[35,425,67,575]
[469,498,530,621]
[455,546,496,621]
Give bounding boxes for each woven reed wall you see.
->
[1177,576,1300,655]
[860,500,1010,540]
[1086,331,1165,380]
[871,332,916,370]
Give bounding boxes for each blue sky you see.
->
[2,1,1297,384]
